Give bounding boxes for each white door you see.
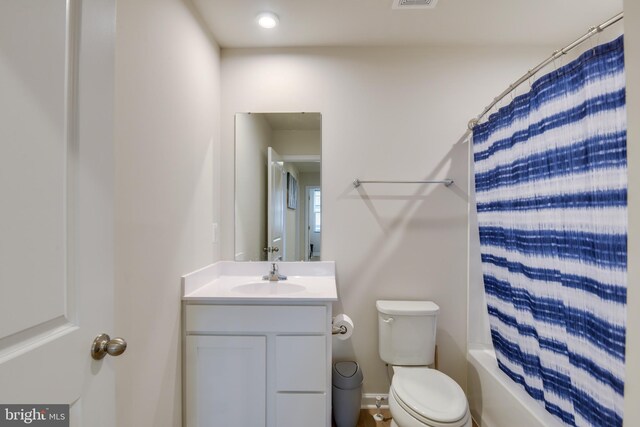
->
[267,147,285,261]
[0,0,117,425]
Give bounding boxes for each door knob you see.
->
[91,333,127,360]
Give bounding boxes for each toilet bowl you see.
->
[376,300,472,427]
[388,367,471,427]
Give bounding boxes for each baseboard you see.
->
[361,393,390,409]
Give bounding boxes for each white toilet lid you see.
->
[392,367,468,424]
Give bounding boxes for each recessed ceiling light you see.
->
[256,12,279,29]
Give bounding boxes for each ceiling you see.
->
[192,0,623,48]
[294,161,321,173]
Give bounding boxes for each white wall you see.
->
[235,114,270,261]
[220,46,549,393]
[623,1,640,425]
[272,129,322,155]
[114,0,220,425]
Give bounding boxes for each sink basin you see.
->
[232,281,306,295]
[182,261,338,301]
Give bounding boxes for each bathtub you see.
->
[467,347,564,427]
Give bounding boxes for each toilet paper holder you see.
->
[332,324,348,335]
[332,314,354,340]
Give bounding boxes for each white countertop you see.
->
[182,261,338,302]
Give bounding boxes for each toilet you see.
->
[377,300,472,427]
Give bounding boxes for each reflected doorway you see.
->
[306,186,321,261]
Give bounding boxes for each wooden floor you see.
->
[332,409,392,427]
[331,409,479,427]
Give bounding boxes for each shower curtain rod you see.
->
[467,11,623,131]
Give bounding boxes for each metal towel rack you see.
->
[353,178,454,188]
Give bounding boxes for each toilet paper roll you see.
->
[333,313,354,341]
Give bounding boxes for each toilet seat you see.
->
[390,367,470,427]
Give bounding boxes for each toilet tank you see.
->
[376,300,439,366]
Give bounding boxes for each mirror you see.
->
[235,113,322,262]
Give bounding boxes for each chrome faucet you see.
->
[263,263,287,282]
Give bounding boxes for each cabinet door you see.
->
[276,393,327,427]
[276,335,326,391]
[186,335,266,427]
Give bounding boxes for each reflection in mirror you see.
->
[235,113,321,262]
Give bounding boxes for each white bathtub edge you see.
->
[467,347,564,427]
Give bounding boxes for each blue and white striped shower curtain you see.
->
[472,36,627,427]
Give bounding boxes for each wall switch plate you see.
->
[212,223,218,243]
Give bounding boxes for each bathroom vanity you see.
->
[181,261,337,427]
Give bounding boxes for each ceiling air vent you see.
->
[392,0,438,9]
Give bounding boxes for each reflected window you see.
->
[313,190,321,232]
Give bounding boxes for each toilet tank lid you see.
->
[376,300,439,315]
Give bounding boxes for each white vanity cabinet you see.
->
[184,302,333,427]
